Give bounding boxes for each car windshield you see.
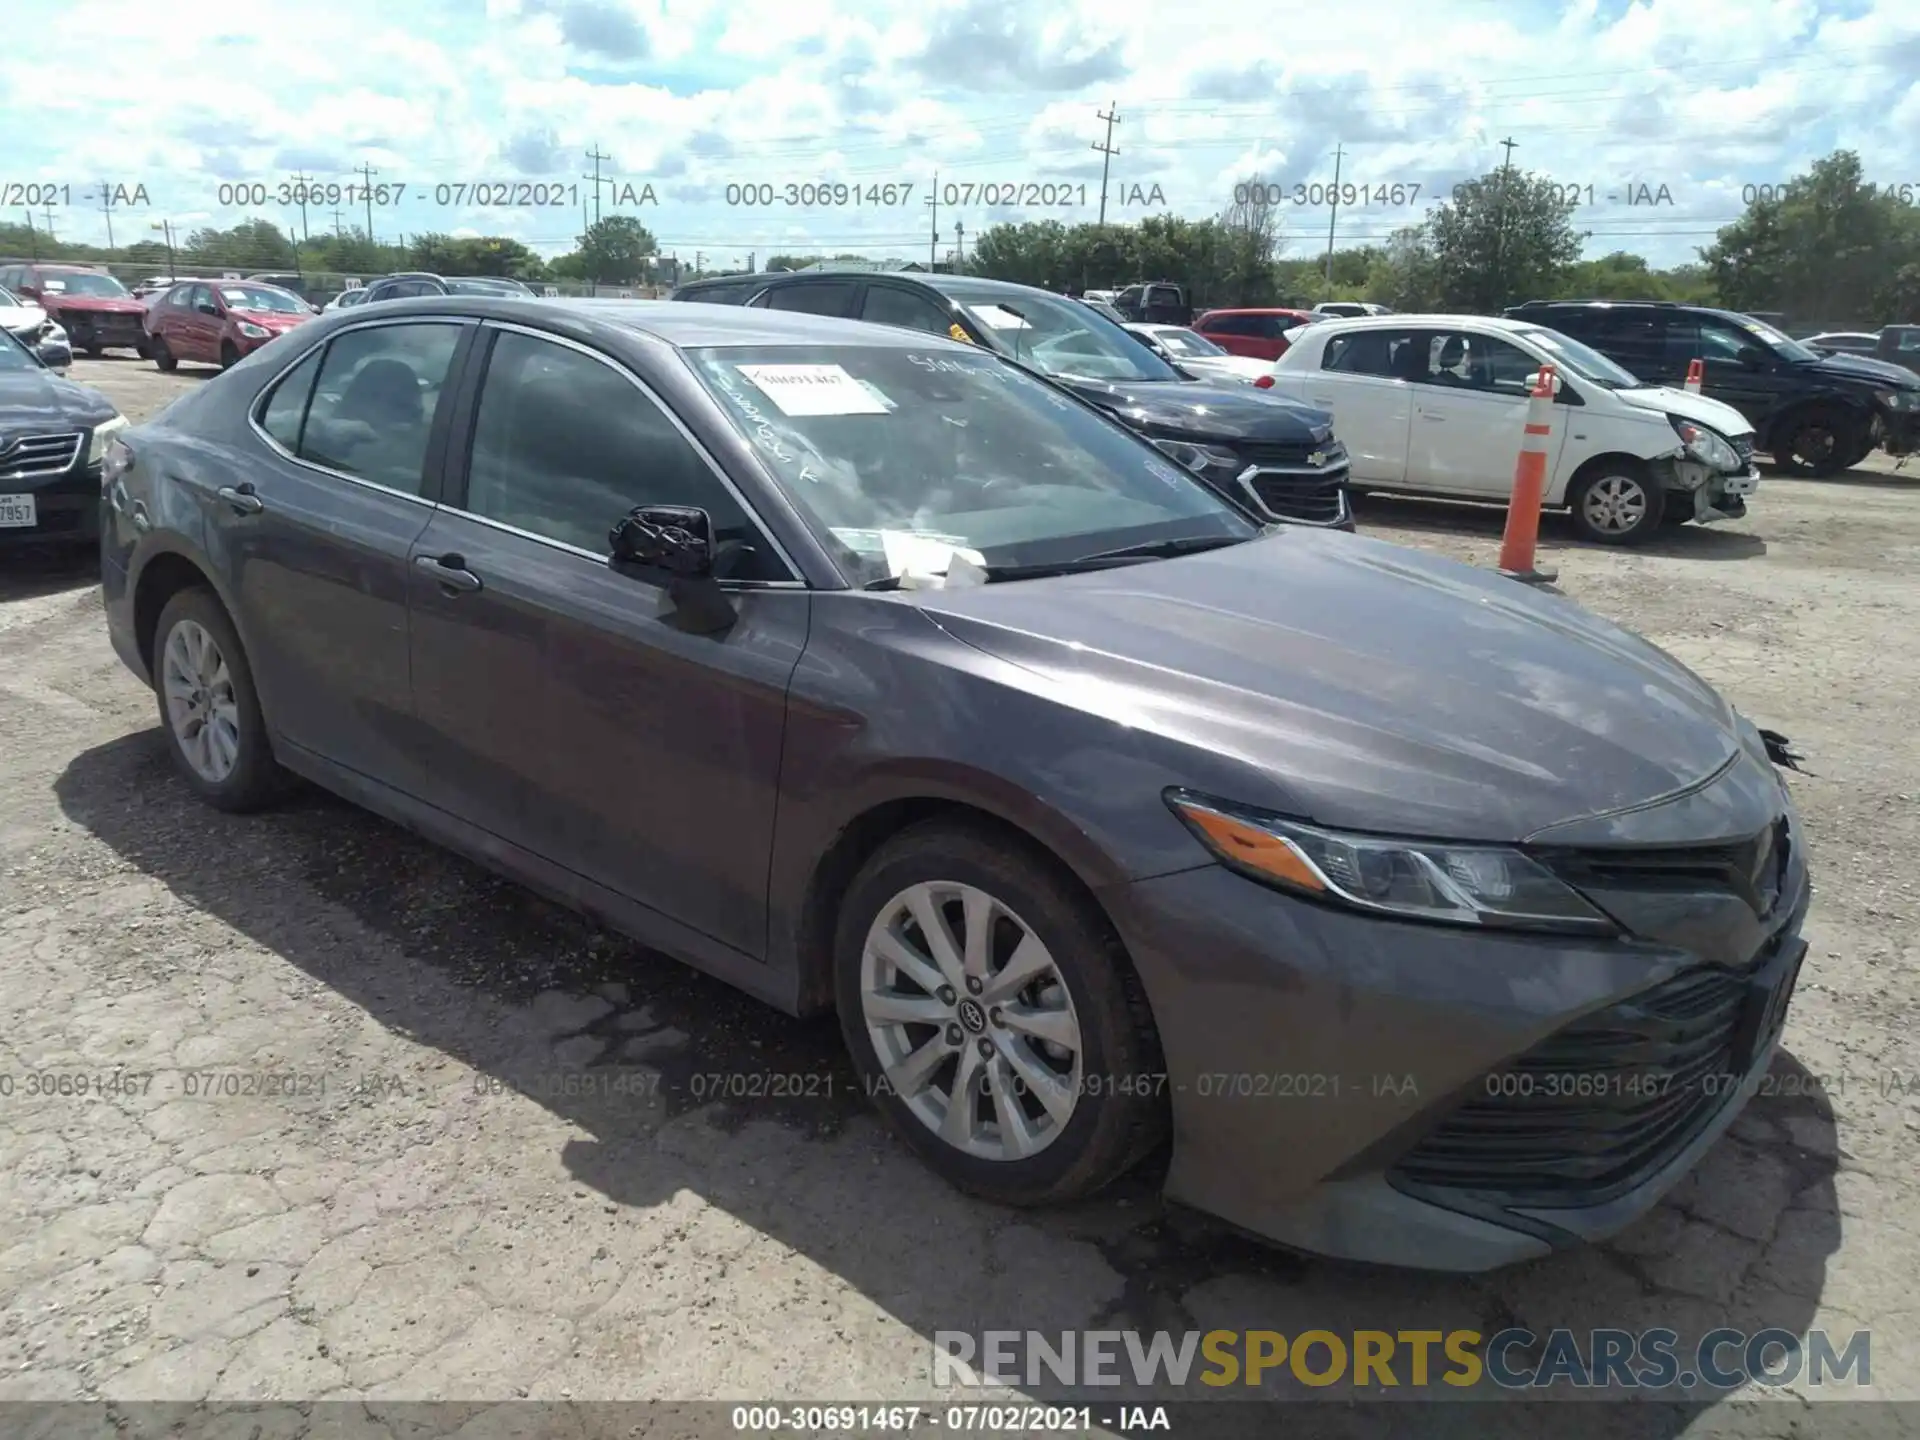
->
[956,291,1184,383]
[1735,316,1821,363]
[0,329,40,371]
[1516,327,1642,389]
[0,287,18,307]
[688,343,1258,585]
[218,285,305,313]
[447,277,533,295]
[1152,328,1226,357]
[42,272,130,298]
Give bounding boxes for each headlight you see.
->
[1150,437,1239,472]
[86,415,129,465]
[1165,790,1617,934]
[237,321,271,339]
[1668,416,1741,471]
[1875,389,1917,411]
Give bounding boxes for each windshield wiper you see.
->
[978,533,1250,581]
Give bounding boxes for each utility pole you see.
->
[954,220,965,270]
[747,251,755,274]
[585,146,611,225]
[1493,137,1518,309]
[1092,104,1121,225]
[926,174,939,269]
[694,251,704,277]
[287,170,313,278]
[356,163,378,247]
[40,205,56,245]
[151,220,177,275]
[97,182,117,252]
[22,210,38,259]
[331,205,346,238]
[1323,144,1344,294]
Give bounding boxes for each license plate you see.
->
[1723,470,1759,496]
[1729,939,1806,1074]
[0,493,37,528]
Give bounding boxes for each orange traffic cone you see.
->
[1497,365,1561,585]
[1684,358,1704,394]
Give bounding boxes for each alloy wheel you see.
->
[161,619,242,784]
[859,880,1084,1161]
[1581,473,1650,535]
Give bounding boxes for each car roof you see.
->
[1198,307,1312,316]
[358,294,982,351]
[35,263,115,274]
[758,270,1075,305]
[1298,313,1541,334]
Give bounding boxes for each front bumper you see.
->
[1103,802,1810,1271]
[55,311,146,352]
[0,433,101,549]
[1879,406,1918,457]
[1221,440,1354,530]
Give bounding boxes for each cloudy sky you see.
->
[3,0,1917,270]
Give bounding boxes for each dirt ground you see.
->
[1,358,1917,1436]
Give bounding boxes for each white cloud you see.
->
[2,0,1916,268]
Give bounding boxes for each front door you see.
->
[219,317,471,793]
[1405,329,1566,496]
[408,324,808,957]
[1668,315,1790,433]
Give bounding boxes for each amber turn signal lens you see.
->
[1171,800,1327,892]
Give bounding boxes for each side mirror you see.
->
[197,302,219,317]
[610,504,714,575]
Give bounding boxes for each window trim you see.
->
[443,319,807,588]
[246,315,477,508]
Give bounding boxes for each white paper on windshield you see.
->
[736,364,889,416]
[881,531,986,582]
[40,280,66,291]
[970,304,1032,331]
[220,289,255,304]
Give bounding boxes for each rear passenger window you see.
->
[1323,330,1407,378]
[298,323,462,495]
[257,348,323,451]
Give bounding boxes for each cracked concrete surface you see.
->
[1,363,1917,1437]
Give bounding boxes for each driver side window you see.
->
[1694,320,1757,361]
[462,331,790,580]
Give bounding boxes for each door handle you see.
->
[1418,412,1446,422]
[1309,395,1334,406]
[414,553,482,593]
[216,483,263,515]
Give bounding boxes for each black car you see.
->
[1506,300,1920,475]
[711,271,1353,528]
[362,273,540,304]
[0,327,124,549]
[669,274,768,305]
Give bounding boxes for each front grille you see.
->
[1239,440,1318,468]
[1390,962,1755,1205]
[1537,821,1789,920]
[1245,472,1347,524]
[0,432,83,481]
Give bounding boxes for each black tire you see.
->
[82,345,104,359]
[150,335,177,373]
[834,818,1167,1208]
[1772,406,1861,477]
[1567,461,1666,545]
[151,587,288,812]
[219,341,240,370]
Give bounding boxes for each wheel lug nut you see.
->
[977,1039,994,1058]
[946,1024,963,1046]
[937,986,956,1005]
[965,977,983,995]
[988,1007,1003,1026]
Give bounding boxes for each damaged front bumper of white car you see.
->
[1658,439,1759,525]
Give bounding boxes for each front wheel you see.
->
[835,820,1167,1207]
[1568,463,1665,545]
[219,340,240,370]
[149,335,177,372]
[152,588,288,812]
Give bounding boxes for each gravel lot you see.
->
[2,358,1918,1434]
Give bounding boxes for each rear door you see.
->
[406,323,810,957]
[1298,327,1414,484]
[180,285,221,362]
[1195,313,1255,358]
[226,317,474,795]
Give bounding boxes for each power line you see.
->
[585,146,612,226]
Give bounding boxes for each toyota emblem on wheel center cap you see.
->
[956,998,988,1033]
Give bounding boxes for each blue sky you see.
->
[2,0,1917,271]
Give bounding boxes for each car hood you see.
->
[1803,351,1920,388]
[1616,385,1756,438]
[0,369,118,428]
[231,309,310,328]
[41,293,143,314]
[911,528,1741,842]
[1179,355,1276,382]
[0,303,48,332]
[1052,374,1334,443]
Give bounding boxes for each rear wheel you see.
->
[1568,462,1665,545]
[835,819,1167,1207]
[152,588,287,812]
[149,334,177,372]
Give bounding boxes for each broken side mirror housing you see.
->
[607,504,736,634]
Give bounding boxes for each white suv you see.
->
[1267,314,1761,544]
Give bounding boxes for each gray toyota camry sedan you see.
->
[99,296,1811,1271]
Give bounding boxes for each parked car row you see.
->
[0,325,126,549]
[90,287,1814,1274]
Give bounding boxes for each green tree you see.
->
[1365,226,1442,310]
[1423,169,1587,311]
[181,219,297,271]
[1702,151,1920,323]
[576,216,658,284]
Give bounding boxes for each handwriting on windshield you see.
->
[708,366,795,466]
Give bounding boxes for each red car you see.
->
[143,280,314,371]
[0,262,148,356]
[1191,307,1318,362]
